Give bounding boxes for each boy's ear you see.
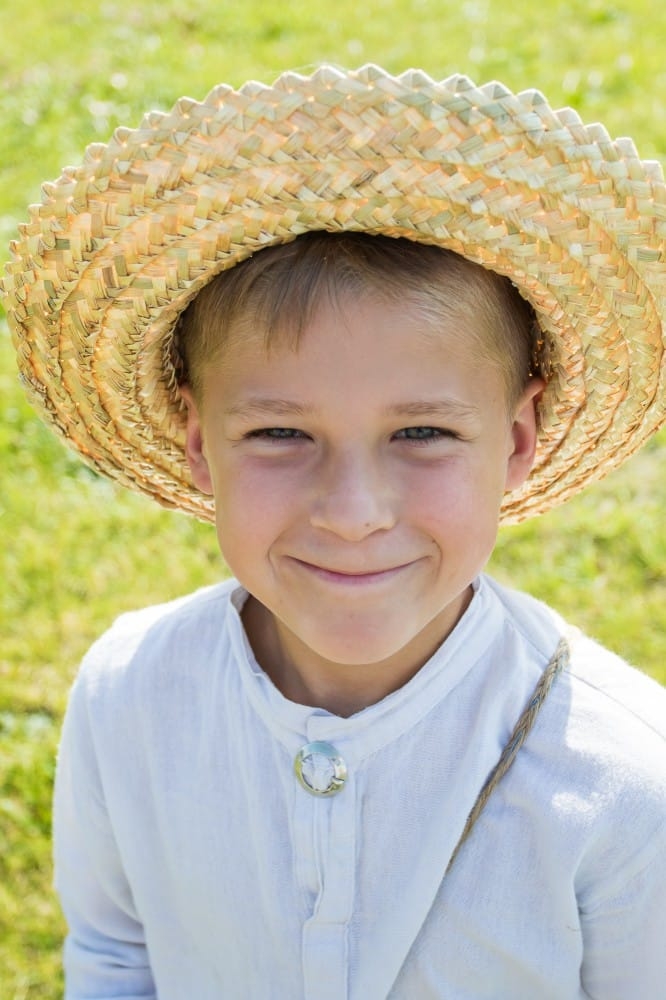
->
[505,378,544,492]
[179,385,214,496]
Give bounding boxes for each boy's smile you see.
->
[183,294,540,716]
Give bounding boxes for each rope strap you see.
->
[446,635,570,874]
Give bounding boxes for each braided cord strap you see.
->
[446,636,570,874]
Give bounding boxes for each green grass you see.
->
[1,1,665,994]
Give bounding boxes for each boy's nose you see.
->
[308,449,397,541]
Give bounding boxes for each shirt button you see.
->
[294,741,348,796]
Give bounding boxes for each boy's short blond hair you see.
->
[176,232,542,411]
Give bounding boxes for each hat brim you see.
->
[4,65,666,523]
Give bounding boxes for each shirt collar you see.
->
[225,576,505,764]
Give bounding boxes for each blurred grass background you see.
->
[1,0,664,995]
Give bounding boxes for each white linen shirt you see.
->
[53,575,666,999]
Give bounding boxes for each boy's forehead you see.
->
[202,293,504,408]
[220,286,488,356]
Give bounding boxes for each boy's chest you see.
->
[106,703,585,1000]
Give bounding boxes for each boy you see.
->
[3,66,666,998]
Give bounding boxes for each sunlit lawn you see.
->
[1,1,665,994]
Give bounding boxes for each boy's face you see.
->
[183,294,541,712]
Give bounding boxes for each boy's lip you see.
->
[287,556,420,585]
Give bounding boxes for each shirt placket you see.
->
[293,726,357,1000]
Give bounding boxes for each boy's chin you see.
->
[290,586,473,665]
[277,614,454,673]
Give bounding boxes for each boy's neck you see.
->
[240,589,473,718]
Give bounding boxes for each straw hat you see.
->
[3,65,666,523]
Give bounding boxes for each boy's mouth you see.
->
[287,557,419,585]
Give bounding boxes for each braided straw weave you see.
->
[3,65,666,521]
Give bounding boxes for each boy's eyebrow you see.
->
[224,398,482,420]
[223,398,314,418]
[387,400,481,421]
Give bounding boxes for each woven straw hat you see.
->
[3,64,666,523]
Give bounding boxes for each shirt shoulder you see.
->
[483,575,666,898]
[483,573,666,740]
[483,574,666,816]
[567,630,666,740]
[559,635,666,905]
[75,578,242,696]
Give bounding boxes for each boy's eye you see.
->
[394,426,452,442]
[247,427,308,441]
[244,426,455,443]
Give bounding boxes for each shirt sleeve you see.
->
[53,672,157,1000]
[579,822,666,998]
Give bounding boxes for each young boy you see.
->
[4,66,666,999]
